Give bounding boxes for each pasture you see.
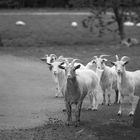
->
[0,10,140,140]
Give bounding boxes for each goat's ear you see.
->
[74,64,81,70]
[110,61,115,66]
[58,62,65,69]
[123,61,129,66]
[58,65,65,69]
[92,60,96,63]
[40,57,46,62]
[50,58,56,63]
[52,56,57,61]
[46,62,52,66]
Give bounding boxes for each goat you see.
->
[85,59,103,105]
[40,54,57,71]
[58,59,99,126]
[91,55,119,105]
[111,55,140,116]
[41,54,65,97]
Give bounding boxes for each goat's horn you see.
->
[100,55,110,58]
[121,56,130,62]
[89,56,98,61]
[71,59,80,66]
[93,56,98,59]
[65,57,74,62]
[57,55,64,61]
[115,55,119,61]
[50,54,57,58]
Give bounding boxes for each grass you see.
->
[0,11,140,65]
[0,12,140,70]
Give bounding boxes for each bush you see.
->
[69,0,93,8]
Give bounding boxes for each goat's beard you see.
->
[117,73,122,85]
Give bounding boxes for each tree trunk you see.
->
[117,19,125,40]
[0,35,3,47]
[113,7,125,40]
[133,99,140,128]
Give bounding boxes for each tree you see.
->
[133,98,140,128]
[77,0,140,40]
[0,35,3,47]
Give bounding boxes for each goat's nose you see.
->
[117,69,121,73]
[53,71,57,75]
[97,66,101,70]
[67,74,71,78]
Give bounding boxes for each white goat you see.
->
[58,59,99,126]
[111,55,140,116]
[85,59,103,105]
[41,54,65,97]
[91,55,119,105]
[40,54,57,71]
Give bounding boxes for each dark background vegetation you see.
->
[0,0,140,9]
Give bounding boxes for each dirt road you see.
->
[0,54,66,129]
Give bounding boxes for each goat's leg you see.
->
[88,93,93,110]
[107,93,111,106]
[115,89,119,104]
[118,95,123,116]
[55,83,60,97]
[92,95,98,111]
[92,90,98,110]
[102,89,106,105]
[107,86,112,106]
[65,102,72,126]
[75,101,83,127]
[95,92,99,110]
[129,95,139,116]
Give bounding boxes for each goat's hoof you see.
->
[65,121,71,126]
[108,103,111,106]
[102,102,105,105]
[75,121,80,127]
[118,113,122,116]
[92,108,98,111]
[114,102,118,105]
[117,111,122,116]
[62,109,66,112]
[87,107,92,110]
[129,112,134,117]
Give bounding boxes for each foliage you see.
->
[0,0,70,8]
[68,0,93,8]
[82,0,140,40]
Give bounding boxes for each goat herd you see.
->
[41,54,140,127]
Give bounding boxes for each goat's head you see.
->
[49,56,66,75]
[40,54,57,64]
[59,59,81,79]
[91,55,109,70]
[111,55,129,75]
[40,54,58,71]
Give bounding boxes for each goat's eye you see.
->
[101,61,104,64]
[50,59,54,63]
